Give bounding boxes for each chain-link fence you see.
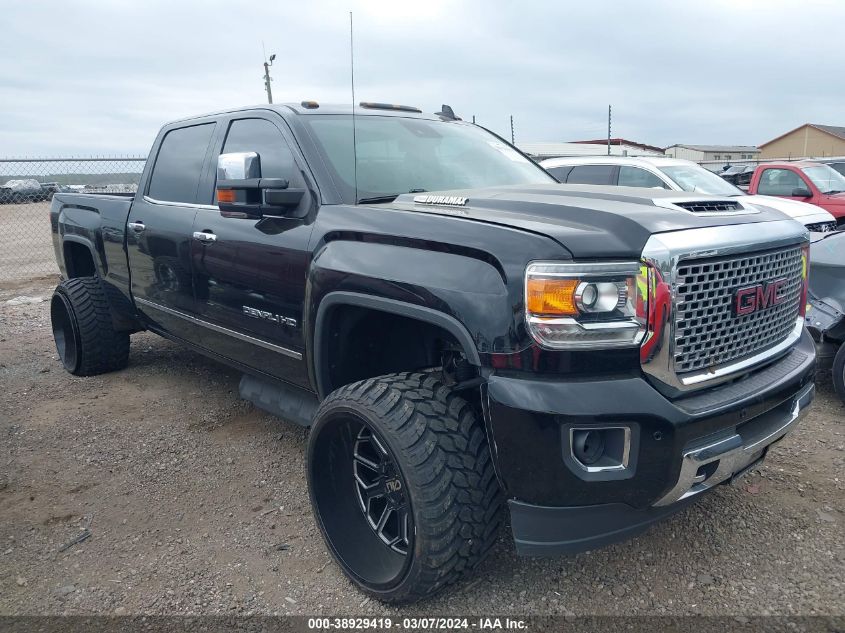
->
[0,157,146,285]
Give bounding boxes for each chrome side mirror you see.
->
[217,152,261,180]
[216,150,306,219]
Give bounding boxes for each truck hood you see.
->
[740,194,836,222]
[387,184,798,258]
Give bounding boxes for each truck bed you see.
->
[50,191,134,294]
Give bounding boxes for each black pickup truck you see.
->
[49,102,815,603]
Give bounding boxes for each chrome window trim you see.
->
[143,195,219,211]
[640,220,809,393]
[135,298,302,360]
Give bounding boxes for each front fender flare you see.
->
[313,291,481,399]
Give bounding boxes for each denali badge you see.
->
[733,279,788,316]
[413,194,467,207]
[242,306,297,327]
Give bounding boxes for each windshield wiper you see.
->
[357,189,428,205]
[825,190,843,195]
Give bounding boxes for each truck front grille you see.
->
[673,245,803,374]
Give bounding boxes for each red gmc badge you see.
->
[733,278,788,316]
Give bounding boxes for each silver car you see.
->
[541,155,837,232]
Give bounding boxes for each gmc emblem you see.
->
[733,278,788,316]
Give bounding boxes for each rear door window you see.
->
[618,166,669,189]
[546,166,573,182]
[147,123,216,203]
[566,165,616,185]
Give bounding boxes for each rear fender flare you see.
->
[61,235,104,278]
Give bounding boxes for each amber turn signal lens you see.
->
[526,278,580,316]
[217,189,236,203]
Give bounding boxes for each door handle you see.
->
[193,231,217,243]
[127,221,145,232]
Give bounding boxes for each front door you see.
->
[127,121,217,345]
[756,167,815,202]
[191,116,315,388]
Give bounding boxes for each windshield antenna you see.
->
[349,11,359,205]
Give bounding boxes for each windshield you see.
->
[301,115,554,202]
[658,164,743,195]
[801,165,845,194]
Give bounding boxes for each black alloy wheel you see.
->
[50,278,130,376]
[352,425,412,555]
[307,372,503,603]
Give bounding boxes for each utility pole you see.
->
[263,52,276,104]
[472,115,476,124]
[510,115,515,145]
[607,105,612,155]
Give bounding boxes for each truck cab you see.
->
[748,161,845,225]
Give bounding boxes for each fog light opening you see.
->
[572,430,605,465]
[569,426,631,473]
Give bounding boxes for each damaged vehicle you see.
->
[48,102,815,603]
[806,230,845,402]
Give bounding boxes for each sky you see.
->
[0,0,841,156]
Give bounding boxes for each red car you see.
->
[748,161,845,224]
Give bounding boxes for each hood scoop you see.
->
[671,200,744,213]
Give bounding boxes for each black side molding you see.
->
[239,374,318,427]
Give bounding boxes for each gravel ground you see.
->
[0,278,843,617]
[0,202,58,283]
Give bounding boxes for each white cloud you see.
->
[0,0,840,154]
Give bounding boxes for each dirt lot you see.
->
[0,277,843,617]
[0,202,58,283]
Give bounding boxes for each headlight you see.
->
[525,261,648,349]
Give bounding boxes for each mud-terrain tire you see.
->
[307,372,502,603]
[833,343,845,405]
[50,277,130,376]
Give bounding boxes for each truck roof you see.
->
[167,103,443,126]
[751,160,824,170]
[541,155,701,169]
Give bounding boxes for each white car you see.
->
[540,156,837,232]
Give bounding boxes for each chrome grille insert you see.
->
[674,246,803,374]
[640,220,809,394]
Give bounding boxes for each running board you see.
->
[238,374,318,427]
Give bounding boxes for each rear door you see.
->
[190,114,315,387]
[126,121,216,345]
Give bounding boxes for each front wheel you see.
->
[306,372,502,603]
[833,343,845,405]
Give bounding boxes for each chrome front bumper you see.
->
[654,382,815,507]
